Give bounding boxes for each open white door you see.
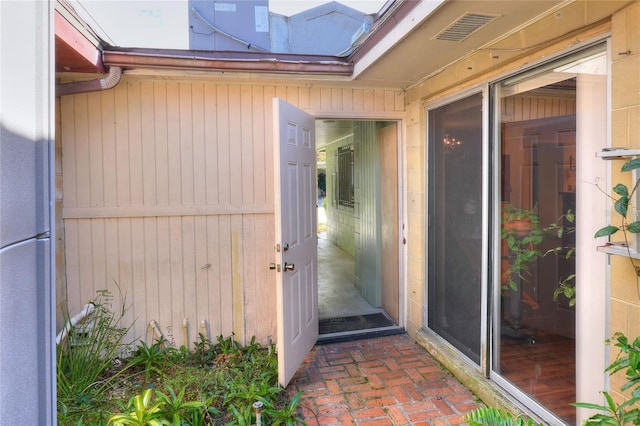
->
[273,98,318,387]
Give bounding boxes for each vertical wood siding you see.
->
[60,79,404,347]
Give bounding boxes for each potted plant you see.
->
[501,203,544,291]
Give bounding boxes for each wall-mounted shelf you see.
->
[597,243,640,260]
[596,148,640,159]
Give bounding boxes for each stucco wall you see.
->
[608,1,640,403]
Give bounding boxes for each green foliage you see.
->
[501,204,544,291]
[57,289,133,412]
[264,391,308,426]
[595,157,640,278]
[109,389,168,426]
[59,328,303,426]
[130,339,171,383]
[574,332,640,425]
[464,406,543,426]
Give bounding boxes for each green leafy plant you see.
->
[501,204,544,291]
[109,389,168,426]
[464,406,543,426]
[573,332,640,424]
[57,289,133,410]
[130,339,171,383]
[264,391,308,426]
[544,210,577,306]
[595,157,640,282]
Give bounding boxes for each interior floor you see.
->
[318,233,381,320]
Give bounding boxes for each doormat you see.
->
[319,313,393,335]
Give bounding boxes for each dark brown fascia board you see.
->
[103,48,354,75]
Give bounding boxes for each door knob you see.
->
[284,263,295,271]
[269,263,281,272]
[282,242,289,252]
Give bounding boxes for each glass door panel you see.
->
[495,47,606,424]
[427,93,483,364]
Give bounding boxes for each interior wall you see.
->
[355,121,382,306]
[324,134,356,256]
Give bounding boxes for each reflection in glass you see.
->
[497,61,587,425]
[428,93,483,364]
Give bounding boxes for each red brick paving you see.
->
[287,334,482,425]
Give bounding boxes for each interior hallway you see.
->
[318,233,381,320]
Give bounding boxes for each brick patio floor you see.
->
[286,333,483,426]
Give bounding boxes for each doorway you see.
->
[315,120,402,340]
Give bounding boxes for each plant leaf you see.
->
[622,158,640,172]
[628,221,640,233]
[615,195,630,217]
[595,226,620,238]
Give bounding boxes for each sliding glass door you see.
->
[427,93,484,365]
[426,43,608,425]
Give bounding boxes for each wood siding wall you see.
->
[60,78,404,347]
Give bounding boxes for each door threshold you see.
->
[317,326,405,344]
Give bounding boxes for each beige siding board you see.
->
[74,95,91,207]
[274,86,287,102]
[286,86,299,106]
[309,86,322,110]
[194,216,209,340]
[342,88,353,112]
[231,215,245,341]
[395,90,404,111]
[218,215,234,336]
[77,220,94,306]
[204,84,219,205]
[374,89,384,111]
[167,83,182,206]
[168,217,184,344]
[192,83,207,205]
[384,90,395,112]
[217,85,231,204]
[156,217,173,337]
[101,91,117,207]
[320,87,332,110]
[154,83,169,206]
[264,85,276,206]
[353,88,364,111]
[182,217,197,349]
[206,215,223,336]
[143,217,160,331]
[128,83,144,206]
[180,83,194,206]
[331,88,342,110]
[130,217,147,341]
[114,84,131,207]
[241,85,255,204]
[64,220,80,308]
[363,89,374,111]
[61,97,77,208]
[141,82,157,206]
[252,86,267,204]
[88,92,105,207]
[229,85,243,205]
[298,85,310,110]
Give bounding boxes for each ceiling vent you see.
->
[434,13,500,42]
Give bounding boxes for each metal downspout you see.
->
[55,65,122,96]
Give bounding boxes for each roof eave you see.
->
[103,49,354,76]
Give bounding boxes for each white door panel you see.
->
[273,98,318,387]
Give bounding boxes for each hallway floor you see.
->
[318,233,381,320]
[287,334,483,425]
